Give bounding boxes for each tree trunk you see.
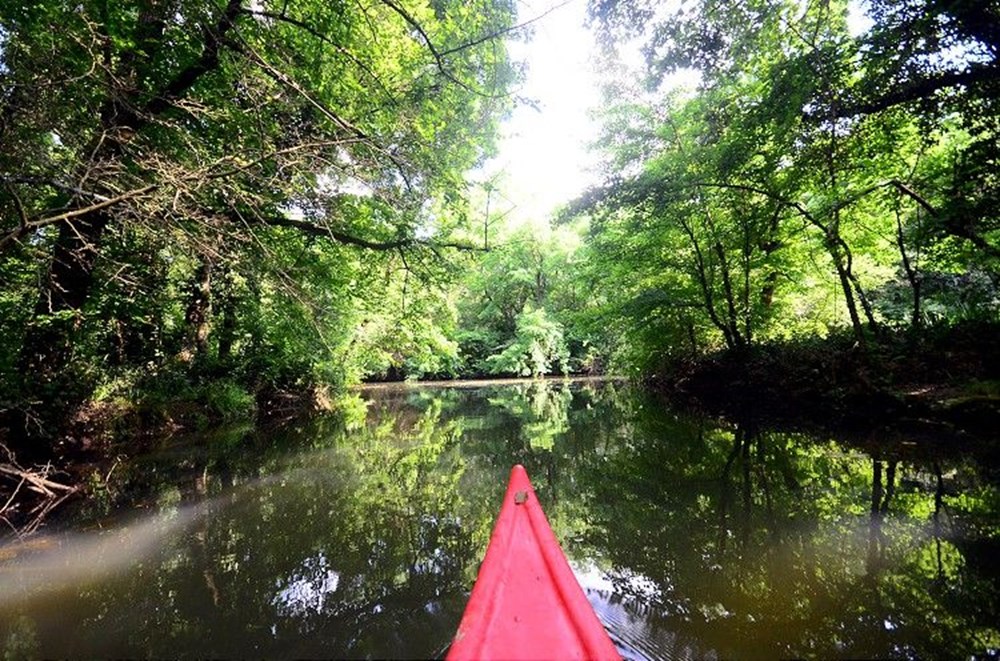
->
[179,256,213,363]
[18,209,110,384]
[760,272,778,308]
[880,460,897,514]
[895,207,922,329]
[847,268,879,332]
[534,269,546,306]
[828,237,867,346]
[713,240,745,350]
[681,217,738,350]
[216,270,238,363]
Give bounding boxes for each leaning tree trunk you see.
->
[895,207,922,329]
[826,233,867,347]
[10,207,110,455]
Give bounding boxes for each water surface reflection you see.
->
[1,380,998,658]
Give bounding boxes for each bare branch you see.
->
[439,0,573,57]
[0,464,75,495]
[0,185,158,252]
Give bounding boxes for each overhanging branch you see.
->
[1,185,158,252]
[378,0,505,99]
[142,0,245,120]
[828,64,1000,119]
[262,214,487,252]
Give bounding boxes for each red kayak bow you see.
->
[447,465,620,660]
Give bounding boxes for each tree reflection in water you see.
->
[1,380,998,658]
[582,404,1000,658]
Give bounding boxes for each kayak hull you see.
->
[447,465,620,660]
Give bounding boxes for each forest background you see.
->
[1,0,999,461]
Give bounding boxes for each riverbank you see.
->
[355,374,625,391]
[650,321,1000,440]
[0,373,612,536]
[4,324,998,540]
[0,375,333,536]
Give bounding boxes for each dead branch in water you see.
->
[0,446,80,539]
[0,464,76,496]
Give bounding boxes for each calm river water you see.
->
[1,379,999,658]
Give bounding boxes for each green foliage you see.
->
[484,306,570,377]
[3,0,998,427]
[454,222,609,376]
[199,380,256,422]
[344,271,466,381]
[571,0,1000,372]
[0,0,520,423]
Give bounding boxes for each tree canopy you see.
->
[2,0,999,450]
[0,0,520,446]
[565,0,1000,370]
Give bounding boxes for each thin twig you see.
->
[1,476,26,514]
